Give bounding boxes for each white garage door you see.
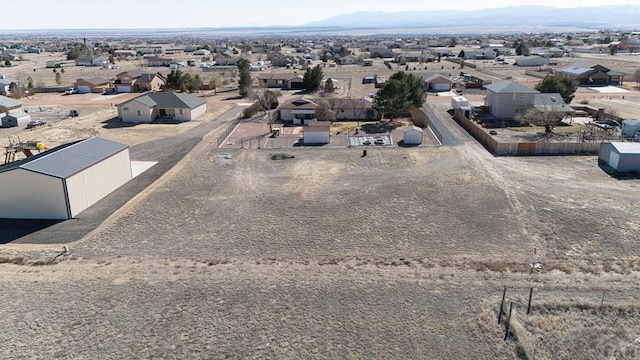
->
[609,151,620,170]
[77,85,91,94]
[434,83,450,92]
[303,133,329,144]
[116,85,131,93]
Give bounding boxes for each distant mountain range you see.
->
[305,5,640,31]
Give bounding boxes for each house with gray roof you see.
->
[484,81,573,120]
[0,95,23,113]
[0,136,132,219]
[117,92,207,123]
[555,63,625,85]
[484,81,539,120]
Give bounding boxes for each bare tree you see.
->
[632,69,640,89]
[517,107,566,133]
[314,97,336,122]
[252,87,281,127]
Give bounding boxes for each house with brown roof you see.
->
[278,97,318,125]
[113,71,166,93]
[74,77,111,94]
[278,97,380,124]
[258,73,304,90]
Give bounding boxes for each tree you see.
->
[185,74,203,93]
[632,69,640,89]
[448,37,457,47]
[321,53,328,62]
[515,41,530,56]
[8,83,22,98]
[209,75,222,94]
[4,60,11,67]
[338,46,350,57]
[535,75,577,104]
[66,47,81,60]
[253,88,280,125]
[609,45,618,55]
[303,64,323,93]
[237,58,252,98]
[314,97,336,122]
[517,107,565,133]
[389,71,426,108]
[55,72,62,85]
[373,79,411,121]
[166,69,185,91]
[27,76,34,89]
[323,78,335,93]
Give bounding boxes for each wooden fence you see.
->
[452,109,602,156]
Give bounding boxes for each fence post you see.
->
[527,288,533,314]
[498,286,506,324]
[504,302,513,341]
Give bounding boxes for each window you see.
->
[137,110,141,116]
[123,107,129,111]
[179,109,183,115]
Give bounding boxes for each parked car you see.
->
[69,109,79,117]
[26,120,46,129]
[64,88,77,95]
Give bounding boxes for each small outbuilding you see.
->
[302,121,331,145]
[0,137,132,219]
[599,142,640,172]
[1,111,31,128]
[403,125,424,145]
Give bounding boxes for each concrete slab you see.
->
[131,161,157,178]
[587,86,630,93]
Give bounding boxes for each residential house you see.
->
[414,72,453,91]
[484,80,539,120]
[147,56,174,67]
[327,98,379,121]
[555,63,625,86]
[113,71,166,93]
[337,55,358,65]
[258,73,304,90]
[214,56,240,66]
[515,55,549,67]
[75,54,110,67]
[484,80,573,120]
[278,97,318,124]
[193,49,211,56]
[113,50,137,59]
[117,92,207,123]
[422,74,454,92]
[74,78,111,94]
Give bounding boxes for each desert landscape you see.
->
[1,26,640,359]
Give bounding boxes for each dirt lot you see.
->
[2,124,640,358]
[1,52,640,359]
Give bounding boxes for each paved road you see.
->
[0,105,246,245]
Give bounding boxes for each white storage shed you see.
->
[599,142,640,172]
[403,126,424,145]
[0,137,132,219]
[302,121,330,145]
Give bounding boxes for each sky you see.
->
[2,0,636,29]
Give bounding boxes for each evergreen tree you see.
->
[535,75,577,104]
[237,58,252,98]
[303,65,323,92]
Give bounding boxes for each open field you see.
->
[1,49,640,359]
[2,124,640,358]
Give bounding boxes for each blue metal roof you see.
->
[6,137,128,179]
